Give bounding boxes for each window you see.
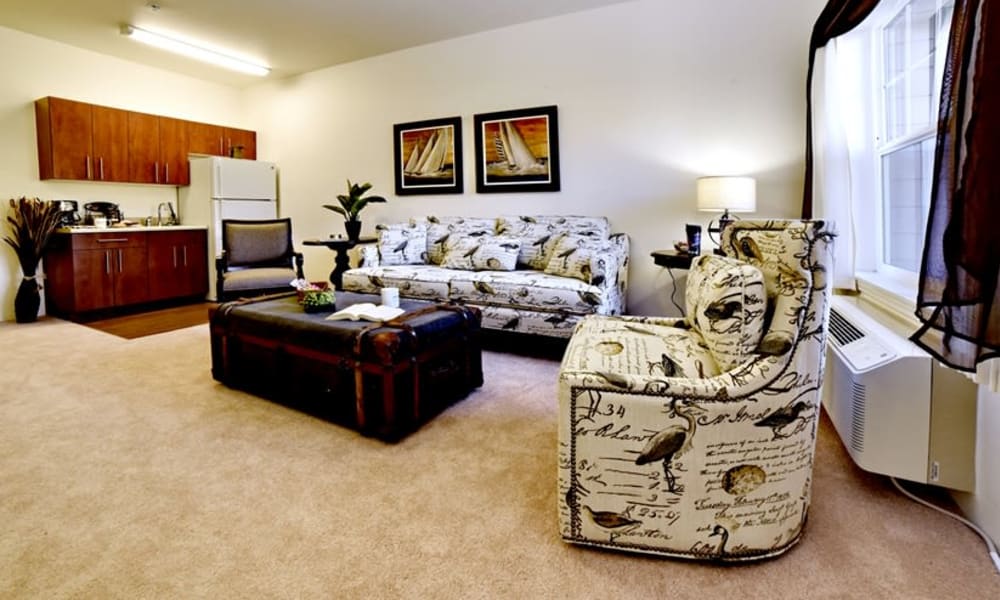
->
[874,0,954,273]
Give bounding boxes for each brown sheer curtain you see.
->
[801,0,882,219]
[912,0,1000,372]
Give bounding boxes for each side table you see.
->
[651,250,696,314]
[303,236,377,290]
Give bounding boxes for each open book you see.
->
[325,302,405,323]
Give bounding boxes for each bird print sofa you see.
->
[557,219,834,561]
[341,215,629,339]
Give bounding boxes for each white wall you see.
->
[244,0,825,316]
[955,389,1000,544]
[0,26,247,321]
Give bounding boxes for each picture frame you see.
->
[473,105,560,193]
[393,116,463,195]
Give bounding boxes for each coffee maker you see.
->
[83,201,122,225]
[56,200,81,227]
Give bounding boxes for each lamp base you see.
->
[706,209,736,249]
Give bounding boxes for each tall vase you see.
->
[14,273,41,323]
[344,220,362,241]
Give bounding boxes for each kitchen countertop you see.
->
[58,225,207,233]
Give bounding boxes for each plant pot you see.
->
[344,220,362,241]
[14,277,41,323]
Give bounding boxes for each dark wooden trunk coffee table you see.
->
[209,292,483,441]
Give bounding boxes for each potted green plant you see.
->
[4,197,62,323]
[323,179,386,241]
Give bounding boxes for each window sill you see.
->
[853,270,920,330]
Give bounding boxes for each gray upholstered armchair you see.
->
[216,218,304,302]
[558,219,834,561]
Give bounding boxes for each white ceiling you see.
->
[0,0,633,87]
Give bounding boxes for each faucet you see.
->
[157,202,176,226]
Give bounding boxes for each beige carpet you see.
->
[1,318,997,599]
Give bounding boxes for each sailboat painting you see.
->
[393,116,463,195]
[474,105,560,193]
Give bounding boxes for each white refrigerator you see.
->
[179,156,278,300]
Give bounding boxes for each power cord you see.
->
[665,266,684,315]
[890,477,1000,575]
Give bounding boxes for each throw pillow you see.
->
[543,234,613,283]
[684,254,767,372]
[376,223,427,266]
[439,235,521,271]
[416,216,496,265]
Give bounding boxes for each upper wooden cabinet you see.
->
[225,127,257,160]
[188,121,225,156]
[158,116,190,185]
[92,105,129,182]
[127,113,191,186]
[36,97,128,182]
[186,121,256,160]
[35,96,256,186]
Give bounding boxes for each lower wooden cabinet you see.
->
[44,229,208,317]
[147,230,208,301]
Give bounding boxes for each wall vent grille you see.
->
[830,307,865,346]
[850,380,866,453]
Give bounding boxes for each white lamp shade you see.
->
[696,176,757,213]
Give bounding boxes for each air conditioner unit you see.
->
[822,295,977,491]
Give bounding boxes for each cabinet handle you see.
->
[118,249,123,272]
[86,156,92,180]
[219,137,224,155]
[105,250,111,274]
[182,246,188,266]
[99,157,105,180]
[227,138,232,156]
[165,163,170,183]
[97,238,128,243]
[154,161,160,183]
[172,246,178,268]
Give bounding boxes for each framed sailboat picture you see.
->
[393,116,463,195]
[474,105,560,193]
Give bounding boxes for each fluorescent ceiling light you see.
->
[121,24,270,77]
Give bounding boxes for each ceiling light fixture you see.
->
[120,24,270,77]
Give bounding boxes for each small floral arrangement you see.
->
[291,279,336,312]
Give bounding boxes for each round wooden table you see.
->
[303,236,377,290]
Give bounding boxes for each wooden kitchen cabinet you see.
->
[91,105,129,182]
[225,127,256,159]
[127,111,159,184]
[187,121,256,159]
[159,116,190,185]
[127,113,190,185]
[146,229,208,301]
[35,97,129,182]
[37,96,257,185]
[187,120,225,156]
[44,232,149,315]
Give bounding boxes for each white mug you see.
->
[381,287,400,308]
[94,217,108,229]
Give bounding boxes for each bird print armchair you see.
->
[558,219,834,561]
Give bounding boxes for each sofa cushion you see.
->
[341,265,459,300]
[684,254,767,372]
[499,215,611,238]
[497,215,610,269]
[495,218,563,269]
[414,216,497,265]
[727,229,811,356]
[448,270,607,315]
[439,235,521,271]
[561,315,721,378]
[376,222,427,265]
[543,234,614,283]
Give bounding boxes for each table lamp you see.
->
[697,176,756,244]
